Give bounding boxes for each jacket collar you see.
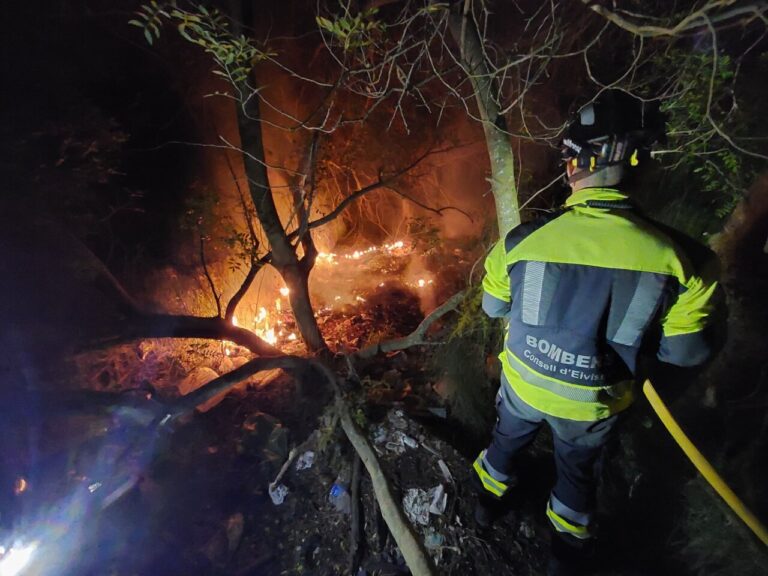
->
[564,187,629,208]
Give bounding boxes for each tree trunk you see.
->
[283,263,326,353]
[234,85,327,352]
[448,6,520,236]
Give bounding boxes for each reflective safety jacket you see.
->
[483,187,718,421]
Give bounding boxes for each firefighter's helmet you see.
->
[562,90,665,178]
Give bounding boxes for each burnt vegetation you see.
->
[1,1,767,575]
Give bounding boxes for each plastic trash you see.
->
[372,425,387,444]
[428,485,447,515]
[268,483,288,505]
[424,530,445,550]
[401,434,418,449]
[403,488,431,526]
[295,450,315,471]
[329,482,351,514]
[427,407,447,419]
[437,460,453,483]
[388,410,408,430]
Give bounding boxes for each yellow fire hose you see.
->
[642,379,768,546]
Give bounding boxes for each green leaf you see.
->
[128,19,143,27]
[316,16,334,32]
[144,27,154,45]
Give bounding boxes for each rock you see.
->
[217,356,235,374]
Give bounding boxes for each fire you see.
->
[314,239,411,268]
[217,238,430,353]
[13,477,27,495]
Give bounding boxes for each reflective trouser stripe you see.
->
[508,351,630,403]
[473,450,509,498]
[546,499,591,539]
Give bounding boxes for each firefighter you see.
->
[473,90,718,575]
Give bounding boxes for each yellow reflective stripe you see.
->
[546,501,591,539]
[472,455,508,497]
[482,240,511,302]
[507,350,630,403]
[506,190,689,281]
[499,353,633,421]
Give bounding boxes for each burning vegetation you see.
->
[1,1,768,576]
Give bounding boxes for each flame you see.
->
[314,239,411,267]
[13,477,27,495]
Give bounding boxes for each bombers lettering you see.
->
[524,335,599,369]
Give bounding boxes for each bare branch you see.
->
[200,235,222,318]
[354,291,465,359]
[582,0,768,37]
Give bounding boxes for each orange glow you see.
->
[14,477,28,495]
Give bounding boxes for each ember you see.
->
[13,478,27,496]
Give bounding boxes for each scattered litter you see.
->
[388,410,408,430]
[401,434,418,449]
[427,407,447,419]
[372,425,387,444]
[268,483,288,505]
[518,521,535,539]
[295,451,315,471]
[420,442,442,458]
[424,531,445,550]
[428,485,447,515]
[437,460,453,483]
[329,482,351,514]
[385,441,406,454]
[403,488,431,526]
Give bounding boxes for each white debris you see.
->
[268,483,289,505]
[401,434,418,449]
[428,485,447,515]
[295,451,315,471]
[403,488,431,526]
[388,410,408,430]
[518,521,535,539]
[372,425,388,445]
[437,460,453,483]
